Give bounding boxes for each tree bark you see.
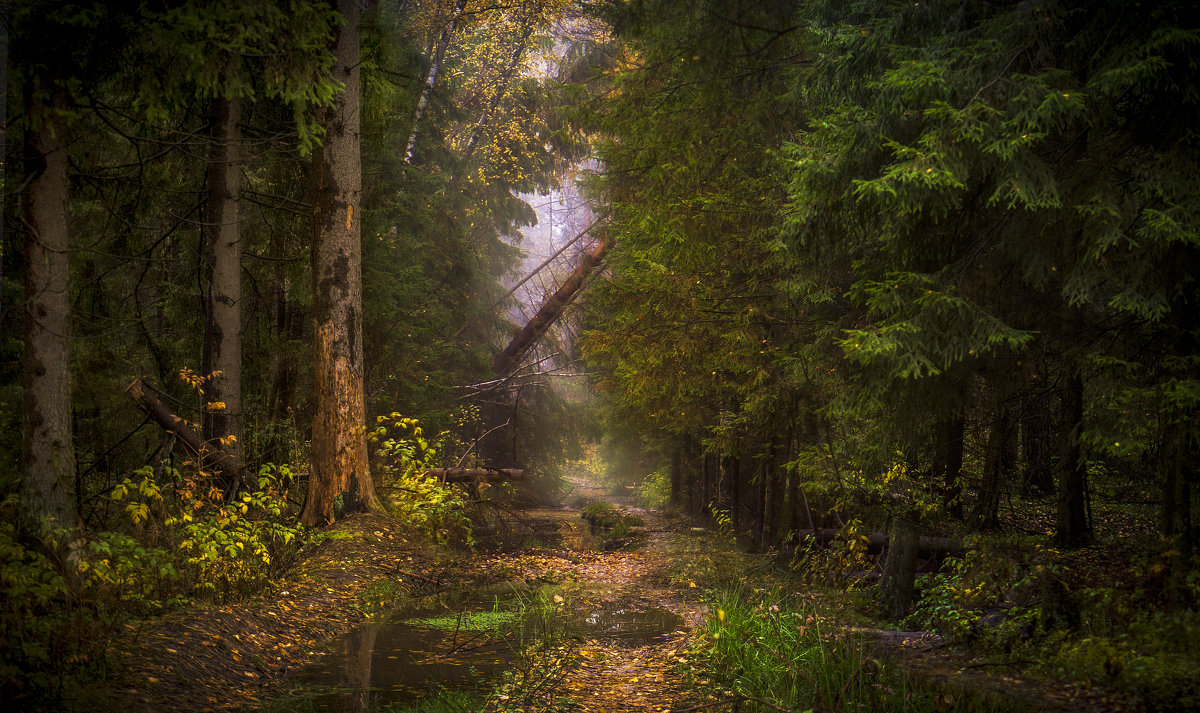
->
[302,0,380,526]
[1054,372,1091,547]
[669,445,682,506]
[1021,391,1055,494]
[126,378,244,488]
[796,528,962,558]
[879,515,920,618]
[418,467,526,482]
[1159,410,1195,600]
[973,401,1012,530]
[20,85,76,539]
[201,95,243,495]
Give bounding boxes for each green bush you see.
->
[0,464,302,703]
[635,466,671,508]
[579,501,643,530]
[370,414,472,546]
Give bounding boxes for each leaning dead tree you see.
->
[492,233,611,375]
[126,378,244,495]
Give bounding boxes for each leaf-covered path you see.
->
[87,470,1143,713]
[478,480,716,712]
[87,471,720,712]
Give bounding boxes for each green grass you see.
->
[692,585,1003,713]
[407,608,519,632]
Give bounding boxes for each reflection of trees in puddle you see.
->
[299,585,683,709]
[335,624,378,711]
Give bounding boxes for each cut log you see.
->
[419,468,527,483]
[794,528,963,558]
[126,378,243,495]
[492,235,612,375]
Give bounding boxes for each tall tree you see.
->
[19,83,75,539]
[201,94,244,488]
[302,0,380,525]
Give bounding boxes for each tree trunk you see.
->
[973,400,1012,530]
[491,234,611,375]
[1054,372,1091,547]
[879,515,920,618]
[201,95,243,495]
[670,445,682,506]
[20,85,76,540]
[0,5,8,341]
[418,467,526,482]
[797,528,962,557]
[302,0,380,526]
[1159,413,1195,600]
[1021,392,1055,494]
[404,0,468,164]
[126,378,244,488]
[936,415,965,519]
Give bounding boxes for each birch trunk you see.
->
[404,0,468,163]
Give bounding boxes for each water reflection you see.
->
[293,589,683,710]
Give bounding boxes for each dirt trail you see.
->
[482,477,713,712]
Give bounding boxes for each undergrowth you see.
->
[691,585,1001,713]
[0,464,301,704]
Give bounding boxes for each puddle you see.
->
[567,603,682,643]
[292,586,683,710]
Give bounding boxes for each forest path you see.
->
[90,472,724,713]
[481,474,718,712]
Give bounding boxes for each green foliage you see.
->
[635,467,671,508]
[698,585,1000,713]
[357,577,411,617]
[579,501,643,531]
[380,691,483,713]
[904,544,1033,645]
[787,519,877,590]
[1049,632,1200,713]
[370,414,473,546]
[0,463,302,702]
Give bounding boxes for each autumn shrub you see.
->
[370,414,472,546]
[786,518,877,589]
[0,464,301,703]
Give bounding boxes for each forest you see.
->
[2,0,1198,712]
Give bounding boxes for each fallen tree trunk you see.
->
[126,378,243,495]
[419,468,527,483]
[492,235,612,375]
[795,528,963,558]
